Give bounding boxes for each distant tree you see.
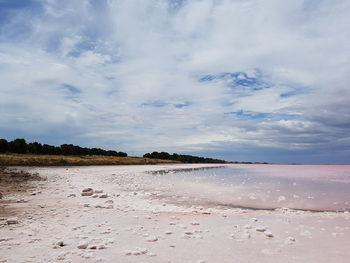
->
[8,138,27,154]
[0,139,8,153]
[143,152,226,163]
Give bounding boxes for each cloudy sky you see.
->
[1,0,350,163]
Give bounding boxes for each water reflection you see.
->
[149,165,350,212]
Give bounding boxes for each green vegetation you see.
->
[0,138,127,157]
[143,152,226,163]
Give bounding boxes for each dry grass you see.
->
[0,154,179,166]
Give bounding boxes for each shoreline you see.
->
[1,164,349,262]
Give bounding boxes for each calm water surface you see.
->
[153,164,350,212]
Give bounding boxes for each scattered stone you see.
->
[56,240,66,247]
[81,192,93,197]
[6,217,19,225]
[264,231,274,238]
[82,188,93,192]
[89,245,97,249]
[68,194,76,197]
[92,194,99,198]
[164,230,173,235]
[184,231,194,235]
[105,200,114,204]
[99,194,108,198]
[146,236,158,242]
[256,227,267,232]
[94,190,103,193]
[285,236,296,244]
[98,244,107,249]
[191,221,200,226]
[77,241,88,249]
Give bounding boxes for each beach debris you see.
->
[285,236,296,244]
[55,240,67,247]
[77,241,89,249]
[264,231,274,238]
[6,217,19,225]
[125,248,148,256]
[146,236,158,242]
[81,191,93,196]
[256,227,267,232]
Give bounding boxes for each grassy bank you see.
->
[0,153,179,166]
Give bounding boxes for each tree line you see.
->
[143,152,226,163]
[0,138,127,157]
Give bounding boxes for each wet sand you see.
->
[0,164,349,263]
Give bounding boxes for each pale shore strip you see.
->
[1,164,349,263]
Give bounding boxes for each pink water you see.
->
[153,164,350,212]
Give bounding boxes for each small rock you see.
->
[264,231,274,238]
[81,192,93,196]
[68,194,76,197]
[98,244,107,249]
[256,227,267,232]
[94,190,103,193]
[164,230,173,235]
[99,194,108,198]
[82,188,93,192]
[56,240,66,247]
[6,217,18,225]
[77,241,88,249]
[146,236,158,242]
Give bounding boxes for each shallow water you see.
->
[149,164,350,212]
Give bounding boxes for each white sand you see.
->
[0,164,349,263]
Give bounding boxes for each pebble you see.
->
[82,188,93,192]
[264,231,274,238]
[6,217,19,225]
[256,227,267,232]
[56,240,66,247]
[99,194,108,198]
[81,192,93,196]
[146,236,158,242]
[77,241,88,249]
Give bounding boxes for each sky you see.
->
[0,0,350,164]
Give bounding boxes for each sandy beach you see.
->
[1,164,349,263]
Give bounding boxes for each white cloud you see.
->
[0,0,350,162]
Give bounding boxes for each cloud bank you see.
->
[0,0,350,163]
